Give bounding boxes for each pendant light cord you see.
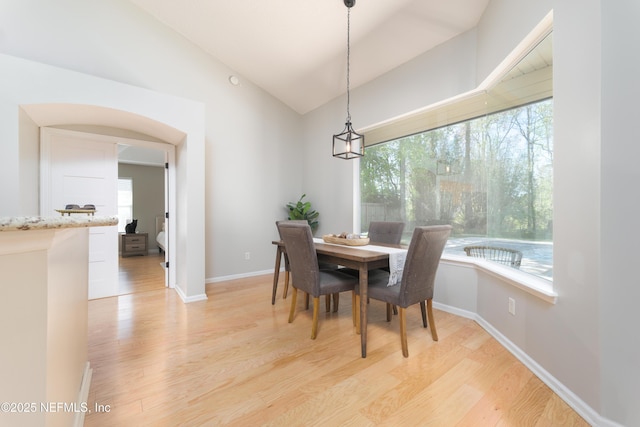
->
[332,0,364,159]
[346,6,351,123]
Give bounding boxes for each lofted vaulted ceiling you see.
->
[127,0,491,114]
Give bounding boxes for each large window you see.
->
[360,99,553,280]
[117,177,133,233]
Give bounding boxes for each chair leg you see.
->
[420,301,427,327]
[272,246,283,305]
[282,271,290,299]
[305,293,309,310]
[332,293,339,312]
[393,305,398,315]
[311,297,320,339]
[288,288,298,323]
[386,303,392,322]
[325,294,331,312]
[399,307,408,357]
[427,299,438,341]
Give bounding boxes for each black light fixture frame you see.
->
[332,0,364,159]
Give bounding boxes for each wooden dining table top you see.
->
[315,241,392,260]
[272,239,403,267]
[272,239,402,257]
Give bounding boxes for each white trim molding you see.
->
[441,255,557,304]
[434,302,622,427]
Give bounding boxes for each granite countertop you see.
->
[0,215,119,232]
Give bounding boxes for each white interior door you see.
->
[41,128,118,299]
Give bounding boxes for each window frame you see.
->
[359,99,553,280]
[354,24,557,303]
[117,177,133,233]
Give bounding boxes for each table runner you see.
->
[313,238,407,286]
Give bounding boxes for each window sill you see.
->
[441,254,557,304]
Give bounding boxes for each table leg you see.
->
[271,246,283,305]
[359,265,368,358]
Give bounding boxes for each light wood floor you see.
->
[85,270,589,426]
[118,252,166,295]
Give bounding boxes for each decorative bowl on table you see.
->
[322,233,370,246]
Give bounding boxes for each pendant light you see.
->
[332,0,364,159]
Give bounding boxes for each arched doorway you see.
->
[1,54,207,301]
[21,104,184,298]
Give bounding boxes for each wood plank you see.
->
[84,273,588,426]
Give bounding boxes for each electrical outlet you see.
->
[508,297,516,315]
[244,252,250,260]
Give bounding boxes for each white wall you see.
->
[600,0,640,424]
[553,0,603,417]
[0,0,302,283]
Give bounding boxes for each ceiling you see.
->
[127,0,491,115]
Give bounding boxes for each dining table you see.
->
[272,238,404,358]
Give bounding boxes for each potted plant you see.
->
[286,194,319,234]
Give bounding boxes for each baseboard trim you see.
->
[73,362,92,427]
[173,285,208,303]
[206,269,274,284]
[432,301,476,321]
[434,301,621,427]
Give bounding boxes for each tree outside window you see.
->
[360,98,553,279]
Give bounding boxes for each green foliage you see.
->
[286,194,319,233]
[360,99,553,241]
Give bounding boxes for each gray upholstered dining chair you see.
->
[357,225,452,357]
[367,221,405,245]
[275,220,307,300]
[277,221,359,339]
[275,220,338,311]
